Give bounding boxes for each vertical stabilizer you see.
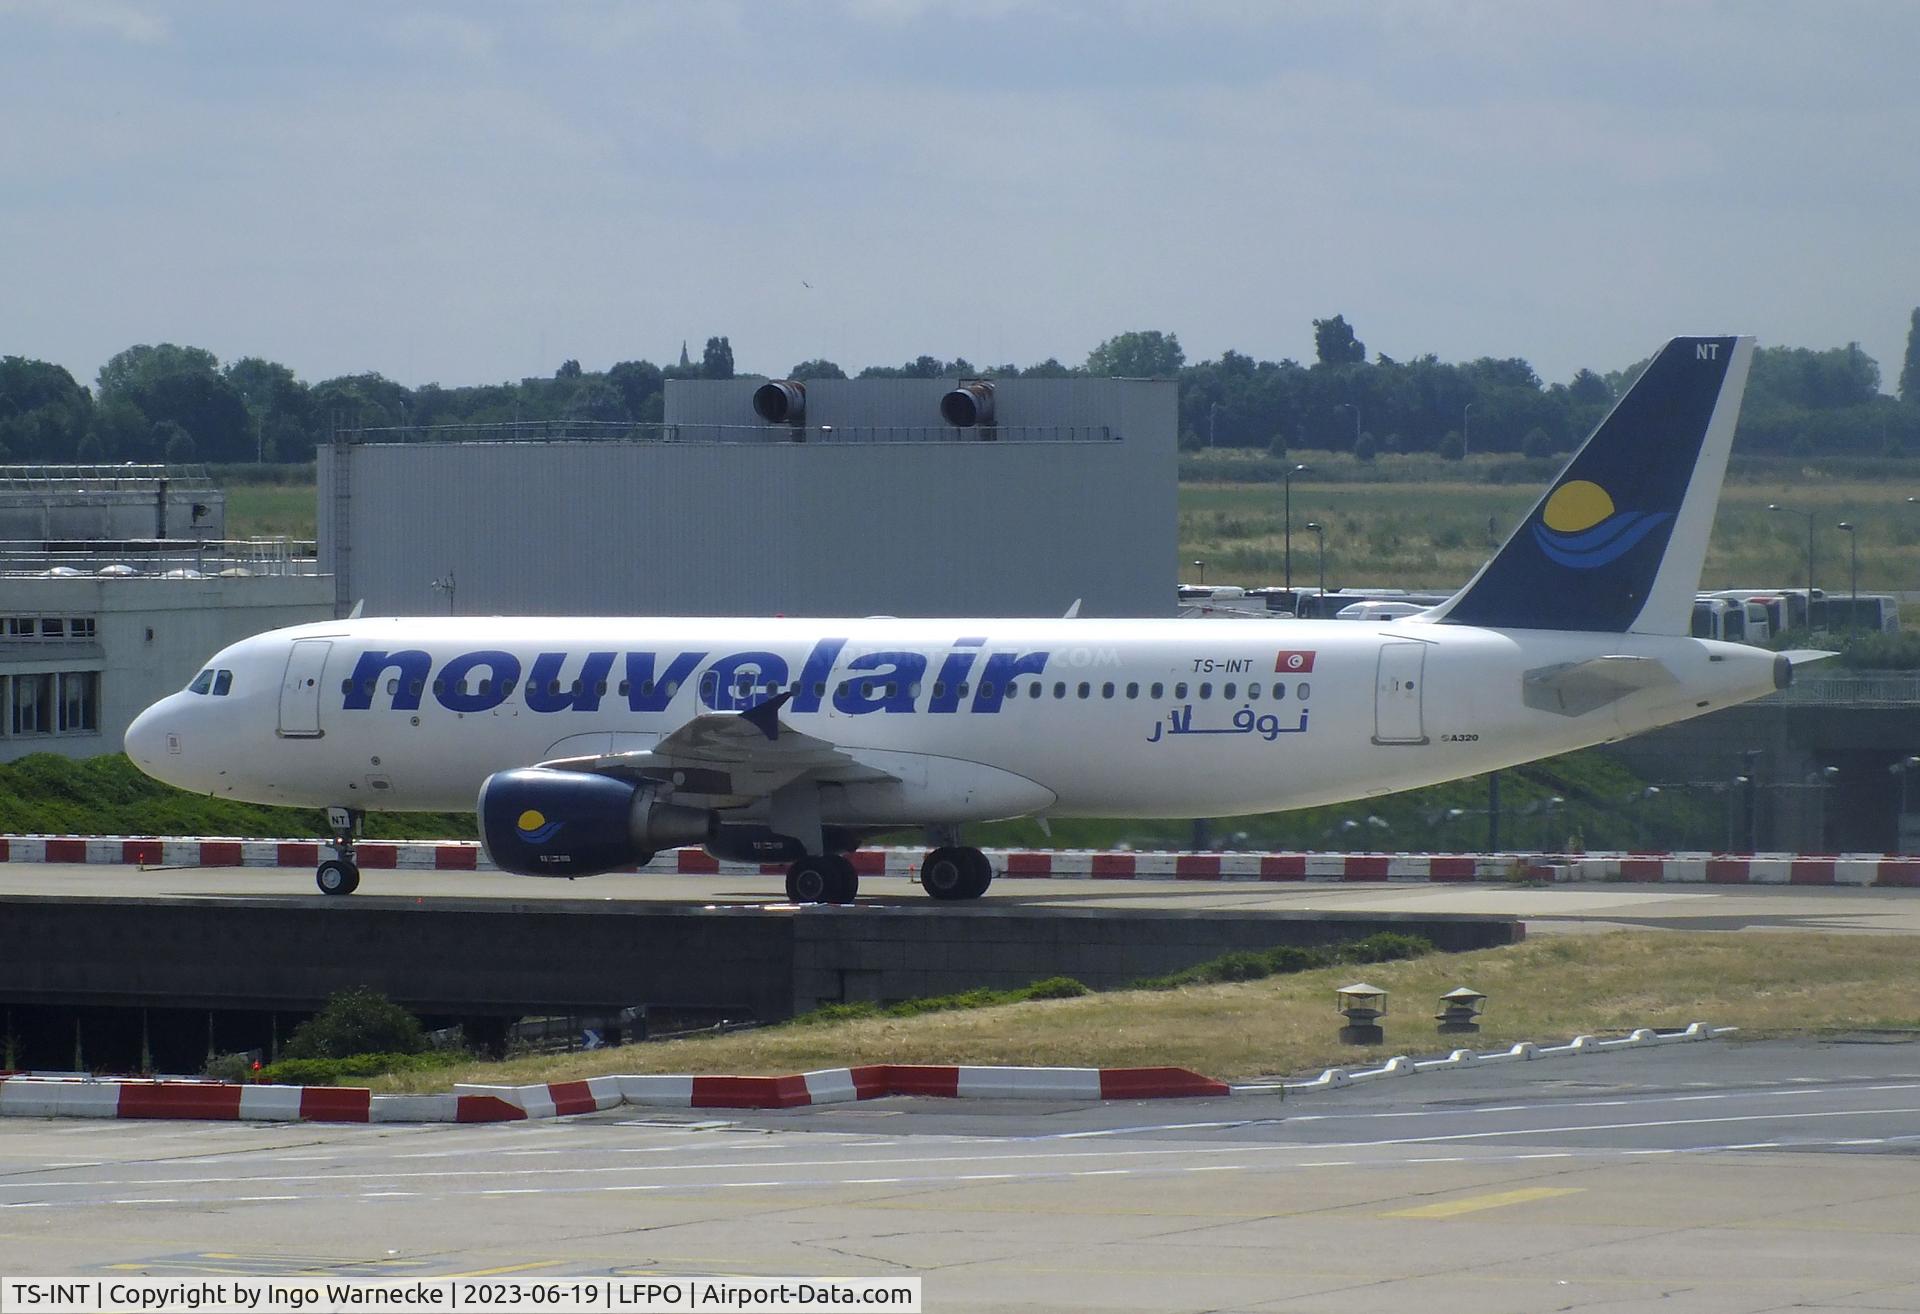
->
[1433,335,1753,634]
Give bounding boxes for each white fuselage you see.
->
[125,614,1780,824]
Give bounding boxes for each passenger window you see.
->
[1003,682,1016,700]
[213,670,233,696]
[1150,682,1164,699]
[1223,682,1236,700]
[957,682,970,698]
[933,681,946,699]
[478,678,493,696]
[1248,683,1260,701]
[1077,682,1090,699]
[1101,682,1115,699]
[1199,682,1212,699]
[595,681,607,697]
[1297,682,1311,699]
[410,679,423,697]
[700,673,718,701]
[1054,681,1066,699]
[662,680,679,697]
[1174,682,1188,699]
[434,678,448,695]
[500,679,515,697]
[1029,682,1042,699]
[386,678,398,696]
[981,682,996,700]
[813,681,826,698]
[334,676,350,696]
[1126,682,1139,699]
[1273,682,1286,700]
[618,679,632,696]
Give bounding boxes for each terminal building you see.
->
[0,467,332,763]
[317,376,1176,619]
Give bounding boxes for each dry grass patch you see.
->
[370,931,1920,1093]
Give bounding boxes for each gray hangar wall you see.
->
[318,377,1175,619]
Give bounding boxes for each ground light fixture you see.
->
[1337,982,1387,1045]
[1437,986,1487,1035]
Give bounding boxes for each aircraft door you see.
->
[278,640,331,738]
[1373,642,1428,745]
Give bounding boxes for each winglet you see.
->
[741,689,795,741]
[1063,598,1082,619]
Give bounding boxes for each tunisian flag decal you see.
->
[1274,650,1316,673]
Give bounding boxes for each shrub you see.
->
[284,987,427,1060]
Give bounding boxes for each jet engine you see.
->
[478,768,710,878]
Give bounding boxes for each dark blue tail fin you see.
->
[1433,335,1753,634]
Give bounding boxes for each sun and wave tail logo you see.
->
[1530,480,1672,570]
[516,808,562,844]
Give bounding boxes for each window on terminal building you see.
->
[60,672,98,731]
[12,673,52,734]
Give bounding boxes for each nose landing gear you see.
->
[317,806,363,896]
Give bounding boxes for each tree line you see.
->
[4,315,1918,467]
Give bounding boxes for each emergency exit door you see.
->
[278,639,331,737]
[1373,642,1428,745]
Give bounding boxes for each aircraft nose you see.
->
[123,698,175,775]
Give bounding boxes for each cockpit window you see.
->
[212,670,233,696]
[188,669,215,695]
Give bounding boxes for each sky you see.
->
[3,1,1918,393]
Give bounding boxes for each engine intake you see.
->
[478,768,710,878]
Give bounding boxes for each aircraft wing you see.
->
[1523,655,1678,717]
[535,691,897,803]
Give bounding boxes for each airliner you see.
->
[125,335,1816,902]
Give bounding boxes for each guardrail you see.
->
[336,420,1117,446]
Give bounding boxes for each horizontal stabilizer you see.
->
[1523,655,1677,717]
[1777,649,1839,668]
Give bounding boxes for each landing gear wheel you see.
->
[316,858,360,896]
[922,846,991,901]
[786,855,838,904]
[825,854,859,905]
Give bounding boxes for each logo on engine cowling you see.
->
[516,809,562,844]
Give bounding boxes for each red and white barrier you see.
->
[8,834,1920,887]
[0,1063,1230,1124]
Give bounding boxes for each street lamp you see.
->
[1304,521,1327,600]
[1463,401,1477,456]
[1191,559,1205,586]
[1836,521,1858,635]
[1767,504,1816,600]
[1283,463,1311,591]
[1335,403,1361,450]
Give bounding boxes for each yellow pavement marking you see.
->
[1384,1187,1583,1219]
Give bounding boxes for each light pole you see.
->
[1304,520,1326,600]
[1335,403,1360,450]
[1191,559,1205,586]
[1836,521,1858,635]
[1767,504,1816,602]
[1463,401,1477,456]
[1283,463,1310,591]
[1208,402,1219,449]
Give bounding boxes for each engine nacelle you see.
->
[706,823,866,864]
[478,768,710,878]
[752,379,806,426]
[939,379,994,429]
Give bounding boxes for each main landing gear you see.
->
[920,846,992,901]
[317,806,363,896]
[785,853,858,905]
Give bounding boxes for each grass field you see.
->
[223,484,320,542]
[1185,454,1920,593]
[371,930,1920,1090]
